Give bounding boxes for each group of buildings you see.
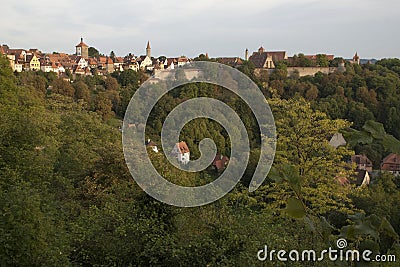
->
[146,140,229,172]
[1,38,363,79]
[246,46,361,77]
[0,38,190,78]
[145,134,400,180]
[330,134,400,187]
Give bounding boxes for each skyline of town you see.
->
[2,1,399,59]
[0,37,365,79]
[0,37,384,60]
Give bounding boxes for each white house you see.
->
[76,56,88,69]
[171,141,190,165]
[128,60,139,71]
[138,55,153,70]
[14,63,23,72]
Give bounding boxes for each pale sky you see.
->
[1,0,399,59]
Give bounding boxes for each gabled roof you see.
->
[176,141,189,154]
[382,153,400,164]
[329,133,347,148]
[76,38,88,48]
[75,56,86,63]
[73,65,85,74]
[351,155,372,166]
[106,57,113,64]
[249,52,270,68]
[88,58,97,65]
[266,51,287,61]
[212,154,229,171]
[355,170,370,186]
[114,57,124,63]
[381,153,400,171]
[217,57,243,66]
[97,56,107,64]
[25,54,38,62]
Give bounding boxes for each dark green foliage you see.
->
[1,55,400,266]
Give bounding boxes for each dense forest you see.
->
[1,54,400,266]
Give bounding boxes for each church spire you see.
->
[146,41,151,58]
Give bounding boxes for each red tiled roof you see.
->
[106,57,113,64]
[176,141,189,154]
[217,57,243,66]
[76,38,88,47]
[381,153,400,171]
[212,154,229,171]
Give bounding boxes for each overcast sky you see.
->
[1,0,399,59]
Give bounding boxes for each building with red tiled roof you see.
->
[249,47,287,69]
[381,153,400,176]
[75,37,89,59]
[171,141,190,165]
[217,57,243,67]
[212,154,229,172]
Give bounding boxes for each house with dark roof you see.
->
[216,57,243,68]
[351,155,373,172]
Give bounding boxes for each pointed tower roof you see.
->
[147,41,151,49]
[353,52,359,60]
[76,37,88,47]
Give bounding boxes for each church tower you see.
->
[146,41,151,58]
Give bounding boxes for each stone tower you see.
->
[146,41,151,58]
[245,48,249,61]
[353,52,360,65]
[76,37,89,59]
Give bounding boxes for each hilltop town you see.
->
[0,38,363,79]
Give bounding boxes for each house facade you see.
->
[381,153,400,176]
[351,154,373,172]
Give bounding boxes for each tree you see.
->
[265,97,354,216]
[51,77,75,97]
[305,84,319,100]
[316,54,330,67]
[88,47,100,57]
[73,80,91,103]
[110,50,115,59]
[93,92,114,120]
[112,69,139,87]
[104,76,119,91]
